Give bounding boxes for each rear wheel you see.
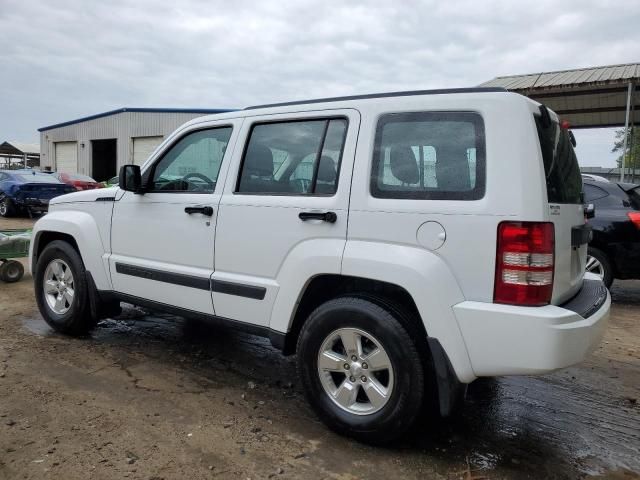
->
[0,196,15,217]
[296,297,425,443]
[586,247,613,289]
[0,260,24,283]
[34,240,95,335]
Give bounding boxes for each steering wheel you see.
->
[181,172,215,191]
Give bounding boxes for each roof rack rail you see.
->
[245,87,508,110]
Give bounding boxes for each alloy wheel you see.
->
[586,254,605,280]
[43,259,75,314]
[317,327,394,415]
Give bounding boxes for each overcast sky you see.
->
[1,0,638,167]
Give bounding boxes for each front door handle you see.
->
[185,205,214,216]
[298,211,337,223]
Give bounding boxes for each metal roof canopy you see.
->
[0,141,39,156]
[480,63,639,129]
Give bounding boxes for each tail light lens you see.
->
[494,222,555,306]
[628,212,640,230]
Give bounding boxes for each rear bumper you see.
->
[15,197,50,210]
[454,274,610,377]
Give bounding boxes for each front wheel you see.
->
[586,247,613,289]
[296,297,425,443]
[34,240,95,335]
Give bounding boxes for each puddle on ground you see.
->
[22,317,55,336]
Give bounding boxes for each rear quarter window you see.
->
[370,112,485,200]
[535,116,582,204]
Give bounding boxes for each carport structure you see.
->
[480,63,639,181]
[0,141,40,169]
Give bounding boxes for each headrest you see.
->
[244,143,273,177]
[390,146,419,184]
[317,156,337,183]
[436,146,471,190]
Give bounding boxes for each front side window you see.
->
[237,118,347,195]
[371,112,485,200]
[149,127,232,193]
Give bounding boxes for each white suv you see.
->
[30,88,610,442]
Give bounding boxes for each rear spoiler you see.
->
[618,182,639,192]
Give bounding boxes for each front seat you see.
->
[239,143,274,192]
[315,156,337,194]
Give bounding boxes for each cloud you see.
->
[1,0,638,166]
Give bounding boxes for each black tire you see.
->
[34,240,95,335]
[0,260,24,283]
[296,296,425,444]
[0,196,15,217]
[587,247,614,289]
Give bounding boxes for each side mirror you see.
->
[584,203,595,220]
[119,165,142,193]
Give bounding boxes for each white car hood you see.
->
[50,187,118,205]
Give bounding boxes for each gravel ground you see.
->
[0,216,638,479]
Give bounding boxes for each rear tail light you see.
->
[628,212,640,230]
[494,222,555,306]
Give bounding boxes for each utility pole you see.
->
[620,82,633,182]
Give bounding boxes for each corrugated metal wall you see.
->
[39,112,209,175]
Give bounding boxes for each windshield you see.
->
[15,173,62,183]
[535,116,583,204]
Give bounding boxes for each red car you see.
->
[53,172,104,191]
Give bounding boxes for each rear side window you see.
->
[371,112,485,200]
[584,184,608,202]
[535,116,582,204]
[237,118,347,195]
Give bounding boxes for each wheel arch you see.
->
[30,211,111,290]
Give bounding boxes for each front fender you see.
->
[30,211,111,291]
[341,240,475,383]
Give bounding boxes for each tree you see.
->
[612,127,640,170]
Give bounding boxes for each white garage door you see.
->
[55,142,78,173]
[133,136,164,165]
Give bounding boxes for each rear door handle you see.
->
[185,205,214,216]
[298,211,337,223]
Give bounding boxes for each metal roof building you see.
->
[480,63,639,129]
[0,141,40,169]
[38,107,233,182]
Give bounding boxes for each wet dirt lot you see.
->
[0,217,639,479]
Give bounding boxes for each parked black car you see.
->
[583,179,640,287]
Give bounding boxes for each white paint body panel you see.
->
[214,109,359,327]
[108,118,243,315]
[455,273,610,376]
[29,91,611,386]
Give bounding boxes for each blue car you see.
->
[0,169,76,217]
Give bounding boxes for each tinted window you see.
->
[371,112,485,200]
[535,116,582,204]
[584,184,609,202]
[149,128,232,193]
[237,118,347,195]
